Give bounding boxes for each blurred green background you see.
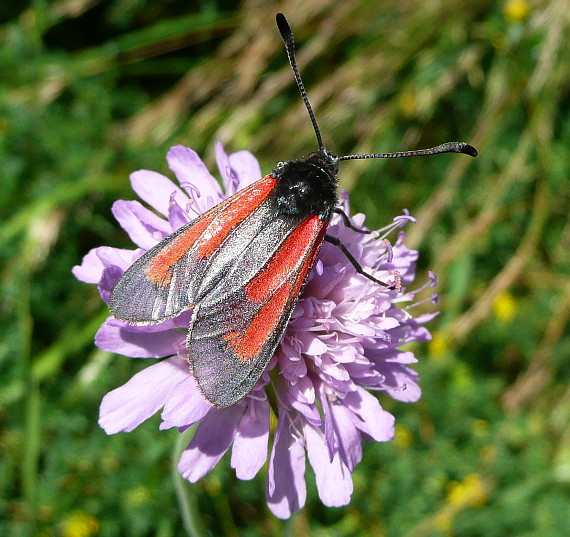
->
[2,0,569,536]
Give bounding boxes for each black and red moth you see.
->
[109,13,477,408]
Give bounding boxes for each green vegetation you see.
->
[1,0,569,535]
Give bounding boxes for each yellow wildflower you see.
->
[61,511,99,537]
[504,0,530,23]
[493,291,517,322]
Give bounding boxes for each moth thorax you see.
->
[273,156,338,220]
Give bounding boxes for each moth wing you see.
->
[109,176,277,324]
[188,215,328,407]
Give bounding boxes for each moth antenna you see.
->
[276,13,325,151]
[276,14,478,161]
[338,142,478,161]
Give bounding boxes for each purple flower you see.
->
[73,143,437,519]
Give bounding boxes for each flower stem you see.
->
[172,427,208,537]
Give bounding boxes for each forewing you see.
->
[188,215,328,407]
[109,175,278,324]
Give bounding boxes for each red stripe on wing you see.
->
[144,175,276,286]
[224,283,293,362]
[245,216,324,303]
[195,175,277,258]
[222,215,327,363]
[145,214,214,286]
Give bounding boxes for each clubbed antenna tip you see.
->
[276,13,291,42]
[456,143,478,157]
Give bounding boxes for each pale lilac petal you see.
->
[130,169,188,216]
[159,418,177,431]
[320,385,362,471]
[168,193,191,231]
[95,317,183,358]
[99,357,188,433]
[284,380,321,426]
[376,362,421,402]
[387,321,431,344]
[266,411,306,519]
[280,355,307,381]
[381,350,418,364]
[304,422,353,507]
[414,312,439,324]
[407,325,432,343]
[228,149,262,189]
[231,397,270,480]
[215,142,239,196]
[345,388,395,441]
[167,146,222,211]
[278,341,306,375]
[96,246,141,271]
[178,404,246,482]
[72,248,106,283]
[73,246,138,284]
[161,376,211,427]
[98,265,123,303]
[112,200,170,249]
[392,243,419,283]
[301,332,328,355]
[293,376,314,403]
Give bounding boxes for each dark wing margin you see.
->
[109,175,277,324]
[187,215,328,407]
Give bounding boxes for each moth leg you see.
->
[324,234,399,289]
[334,207,372,234]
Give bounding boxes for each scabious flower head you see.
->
[73,143,437,519]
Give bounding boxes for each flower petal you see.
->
[167,146,222,212]
[392,241,419,283]
[161,376,211,427]
[283,380,321,426]
[319,384,362,471]
[231,397,270,480]
[73,247,139,284]
[130,169,188,217]
[345,388,395,442]
[266,409,307,519]
[228,149,262,189]
[72,248,105,283]
[97,246,142,271]
[168,192,192,231]
[304,421,353,507]
[376,362,421,402]
[178,404,246,482]
[99,356,188,433]
[215,142,239,197]
[95,317,183,358]
[112,200,170,249]
[98,265,123,303]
